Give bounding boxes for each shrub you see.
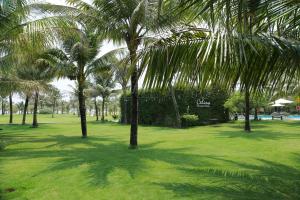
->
[120,86,229,127]
[181,114,199,127]
[112,114,119,120]
[39,108,53,114]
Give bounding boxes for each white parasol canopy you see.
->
[271,103,285,107]
[275,98,293,104]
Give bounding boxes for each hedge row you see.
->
[120,87,229,127]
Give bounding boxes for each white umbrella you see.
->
[275,98,293,104]
[271,103,285,107]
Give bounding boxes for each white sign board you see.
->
[197,98,211,107]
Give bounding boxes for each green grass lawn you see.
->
[0,114,300,200]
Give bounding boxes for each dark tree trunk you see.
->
[254,107,258,121]
[94,98,99,121]
[129,64,138,148]
[9,93,13,124]
[101,98,105,121]
[169,85,181,128]
[61,103,64,114]
[105,103,108,116]
[127,38,139,149]
[52,100,56,118]
[22,95,29,125]
[32,91,39,128]
[1,99,5,115]
[78,81,87,138]
[122,89,128,124]
[244,87,251,132]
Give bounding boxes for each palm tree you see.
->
[0,76,19,124]
[93,70,116,121]
[85,83,100,121]
[33,0,181,147]
[143,0,300,132]
[47,87,61,118]
[114,56,131,124]
[16,52,57,127]
[92,0,179,148]
[52,27,114,137]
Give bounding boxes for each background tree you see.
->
[47,87,61,118]
[92,70,116,121]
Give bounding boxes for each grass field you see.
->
[0,114,300,200]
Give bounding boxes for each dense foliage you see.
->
[121,87,229,127]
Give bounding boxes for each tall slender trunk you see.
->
[106,103,108,116]
[52,100,56,118]
[61,103,64,114]
[1,98,4,115]
[254,107,258,121]
[122,89,128,124]
[9,93,13,124]
[32,91,39,128]
[78,81,87,138]
[130,61,138,148]
[101,98,105,121]
[244,87,251,132]
[130,47,138,149]
[169,85,181,128]
[127,37,139,149]
[22,95,29,125]
[94,98,99,121]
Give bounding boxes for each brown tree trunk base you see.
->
[244,88,251,132]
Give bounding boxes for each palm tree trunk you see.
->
[101,98,105,121]
[52,100,55,118]
[254,107,258,121]
[169,85,181,128]
[127,43,139,149]
[94,98,99,121]
[78,81,87,138]
[22,95,29,125]
[122,89,128,124]
[1,98,5,115]
[32,91,39,128]
[105,103,108,116]
[9,93,13,124]
[61,103,64,114]
[244,87,251,132]
[130,64,138,148]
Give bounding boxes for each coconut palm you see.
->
[143,0,300,132]
[50,27,114,137]
[46,87,61,118]
[114,55,131,124]
[85,82,100,121]
[0,75,19,124]
[93,70,116,121]
[31,0,182,147]
[16,50,57,127]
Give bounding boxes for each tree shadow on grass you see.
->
[1,134,220,186]
[157,157,300,200]
[226,121,269,130]
[0,124,62,147]
[212,128,300,140]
